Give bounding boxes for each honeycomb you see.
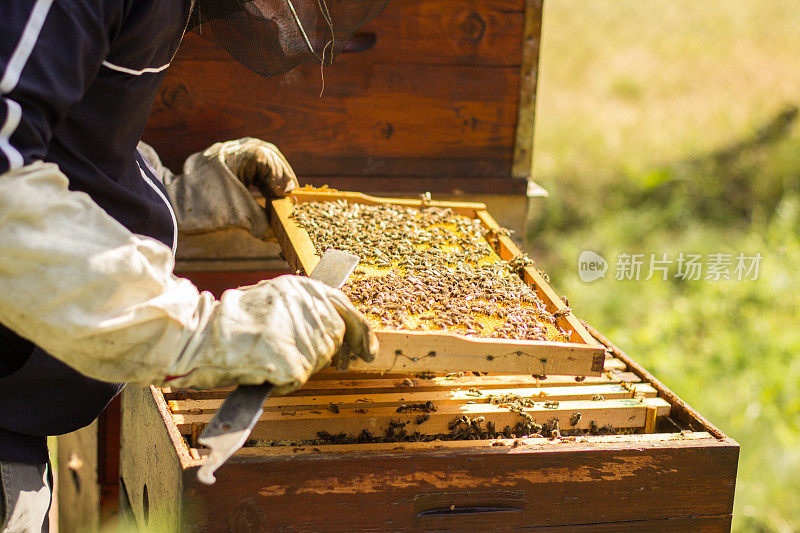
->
[291,199,568,343]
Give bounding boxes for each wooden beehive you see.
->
[117,333,737,531]
[113,197,736,531]
[55,1,739,531]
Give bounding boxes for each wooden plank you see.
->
[314,352,625,376]
[270,193,318,275]
[143,0,536,190]
[270,191,606,375]
[179,435,738,531]
[298,371,639,394]
[644,404,659,433]
[521,515,732,532]
[168,1,525,66]
[512,0,543,179]
[177,270,290,298]
[120,387,198,532]
[300,175,529,195]
[144,57,518,178]
[160,354,628,399]
[604,356,628,370]
[166,384,658,414]
[357,0,525,66]
[164,356,626,385]
[347,330,606,375]
[411,515,734,532]
[174,398,671,441]
[163,372,642,401]
[306,358,623,379]
[215,431,715,457]
[95,396,123,524]
[57,422,100,532]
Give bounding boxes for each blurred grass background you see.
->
[529,1,800,531]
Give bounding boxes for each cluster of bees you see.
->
[291,200,569,342]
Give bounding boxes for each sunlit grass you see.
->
[532,1,800,531]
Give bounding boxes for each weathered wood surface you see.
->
[56,396,122,532]
[120,386,197,532]
[164,1,525,66]
[145,40,518,180]
[176,269,291,298]
[179,435,738,531]
[162,371,638,400]
[222,431,715,456]
[119,336,737,533]
[142,0,539,195]
[512,0,544,179]
[299,175,529,194]
[167,384,658,414]
[116,311,739,533]
[347,331,605,375]
[168,347,668,446]
[57,422,100,532]
[174,398,671,442]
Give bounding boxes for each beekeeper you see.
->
[0,0,388,530]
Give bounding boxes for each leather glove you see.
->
[0,162,376,392]
[138,138,299,239]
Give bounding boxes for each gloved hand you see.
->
[0,162,377,392]
[138,138,299,239]
[166,275,378,392]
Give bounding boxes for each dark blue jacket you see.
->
[0,0,190,463]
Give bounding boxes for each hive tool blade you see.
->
[196,249,359,484]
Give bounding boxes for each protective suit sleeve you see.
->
[0,162,378,391]
[138,138,298,239]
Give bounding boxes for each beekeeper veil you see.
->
[189,0,390,78]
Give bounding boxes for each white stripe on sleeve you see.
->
[0,0,54,93]
[137,162,178,255]
[101,60,171,76]
[0,0,55,170]
[0,99,24,169]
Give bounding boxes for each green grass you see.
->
[531,1,800,531]
[535,192,800,532]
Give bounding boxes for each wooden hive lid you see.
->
[143,0,543,195]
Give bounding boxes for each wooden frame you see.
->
[512,0,544,179]
[159,351,669,447]
[269,189,606,376]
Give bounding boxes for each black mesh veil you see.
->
[189,0,390,78]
